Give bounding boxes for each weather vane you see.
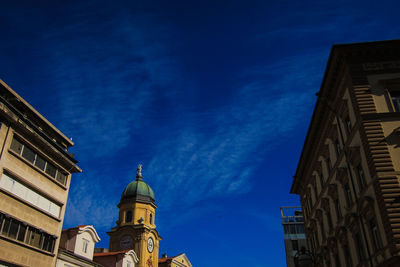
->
[136,164,143,178]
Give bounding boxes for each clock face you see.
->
[147,237,154,253]
[120,235,133,250]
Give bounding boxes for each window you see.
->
[0,173,61,217]
[344,244,353,267]
[335,139,341,158]
[10,137,68,185]
[335,200,342,220]
[334,253,341,267]
[126,211,132,223]
[83,239,89,253]
[356,164,366,190]
[150,213,153,225]
[319,172,324,189]
[320,221,326,240]
[344,116,352,135]
[355,233,365,261]
[370,218,383,250]
[326,210,333,231]
[0,211,56,253]
[326,157,331,176]
[344,184,353,207]
[390,90,400,111]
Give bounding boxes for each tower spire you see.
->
[136,164,143,180]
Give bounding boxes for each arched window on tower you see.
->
[126,210,132,223]
[150,213,153,225]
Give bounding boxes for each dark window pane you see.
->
[56,171,67,185]
[47,236,55,252]
[42,234,51,251]
[22,145,36,163]
[1,216,11,235]
[10,138,23,154]
[35,155,46,171]
[126,211,132,222]
[292,239,299,251]
[17,224,26,242]
[45,162,56,178]
[29,229,41,248]
[8,220,19,239]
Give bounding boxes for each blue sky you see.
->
[1,1,400,266]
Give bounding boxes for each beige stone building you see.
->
[291,40,400,266]
[0,80,81,266]
[158,254,192,267]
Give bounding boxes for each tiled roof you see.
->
[159,256,173,263]
[94,250,131,257]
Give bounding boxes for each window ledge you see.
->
[0,187,61,222]
[0,233,55,257]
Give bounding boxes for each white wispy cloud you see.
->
[146,53,321,212]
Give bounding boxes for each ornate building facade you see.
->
[291,40,400,266]
[0,80,81,266]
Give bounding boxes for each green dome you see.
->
[121,165,155,203]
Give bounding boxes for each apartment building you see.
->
[291,40,400,266]
[0,80,81,266]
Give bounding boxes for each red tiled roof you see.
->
[159,257,173,263]
[94,250,131,257]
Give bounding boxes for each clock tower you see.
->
[108,165,161,267]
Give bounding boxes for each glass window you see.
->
[56,172,67,185]
[335,140,341,158]
[390,90,400,111]
[21,145,36,163]
[45,162,57,178]
[326,211,333,230]
[35,155,46,171]
[370,219,383,250]
[17,224,26,242]
[10,138,23,154]
[344,244,353,267]
[8,219,19,239]
[335,200,342,220]
[296,224,305,234]
[344,184,353,207]
[356,164,366,190]
[326,157,331,175]
[83,239,89,253]
[1,216,11,235]
[355,233,365,261]
[126,210,133,223]
[345,116,352,134]
[28,229,42,248]
[291,239,299,251]
[150,213,153,224]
